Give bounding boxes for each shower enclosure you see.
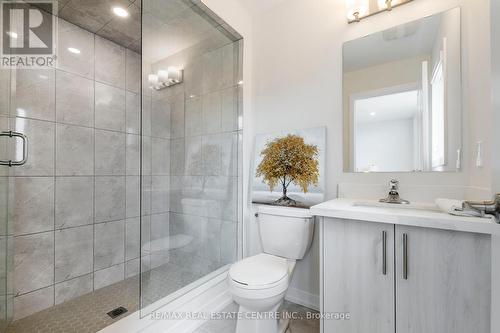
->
[0,0,242,331]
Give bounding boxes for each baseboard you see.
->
[285,287,320,311]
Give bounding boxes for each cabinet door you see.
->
[323,218,395,333]
[395,226,491,333]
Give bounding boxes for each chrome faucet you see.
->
[379,179,410,204]
[464,194,500,220]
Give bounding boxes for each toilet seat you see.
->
[229,253,290,288]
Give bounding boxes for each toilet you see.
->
[228,205,314,333]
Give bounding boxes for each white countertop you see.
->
[310,199,500,235]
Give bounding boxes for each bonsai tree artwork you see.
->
[256,134,320,206]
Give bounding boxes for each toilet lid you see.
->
[229,253,289,287]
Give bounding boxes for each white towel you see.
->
[435,198,483,217]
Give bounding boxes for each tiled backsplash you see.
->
[2,17,142,320]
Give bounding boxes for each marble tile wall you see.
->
[140,38,242,306]
[2,17,142,320]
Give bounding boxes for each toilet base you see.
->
[235,303,290,333]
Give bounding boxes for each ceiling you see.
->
[54,0,241,62]
[57,0,141,52]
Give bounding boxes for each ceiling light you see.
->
[6,31,18,39]
[67,47,81,54]
[370,112,376,116]
[113,7,129,18]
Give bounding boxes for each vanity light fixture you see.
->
[112,6,129,18]
[148,67,184,90]
[346,0,413,23]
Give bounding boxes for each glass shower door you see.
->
[0,66,12,331]
[140,0,243,314]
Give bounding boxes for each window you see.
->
[431,55,445,168]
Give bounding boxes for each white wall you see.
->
[206,0,493,309]
[248,0,492,307]
[491,1,500,194]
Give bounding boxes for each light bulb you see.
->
[377,0,400,10]
[112,7,129,18]
[345,0,369,21]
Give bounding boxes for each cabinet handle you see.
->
[382,230,387,275]
[403,233,408,280]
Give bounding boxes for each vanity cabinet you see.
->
[322,218,491,333]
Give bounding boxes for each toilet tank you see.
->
[257,205,314,260]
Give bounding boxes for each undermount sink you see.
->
[352,201,440,212]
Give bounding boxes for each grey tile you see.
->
[202,91,221,134]
[221,43,238,89]
[126,176,140,218]
[55,274,93,305]
[9,177,54,235]
[170,94,185,138]
[94,220,125,270]
[125,217,140,261]
[59,0,131,33]
[56,124,94,176]
[126,134,140,175]
[14,232,54,295]
[202,134,221,176]
[10,118,55,176]
[98,4,141,53]
[184,60,203,97]
[170,138,185,175]
[13,286,54,320]
[185,96,202,136]
[221,87,238,132]
[143,0,192,22]
[95,36,126,89]
[13,68,55,121]
[95,129,125,175]
[56,18,95,79]
[126,49,141,93]
[186,136,202,176]
[142,93,152,137]
[141,176,152,216]
[142,136,152,176]
[55,177,94,229]
[220,221,237,264]
[0,69,10,116]
[94,263,124,290]
[55,225,93,282]
[0,117,9,177]
[151,96,171,139]
[56,70,94,127]
[126,91,141,134]
[151,213,169,243]
[151,176,169,214]
[152,137,169,175]
[95,176,126,223]
[0,178,8,235]
[220,132,238,176]
[125,258,140,278]
[95,82,126,131]
[202,48,223,94]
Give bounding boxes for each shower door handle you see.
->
[0,131,28,167]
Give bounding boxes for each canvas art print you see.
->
[252,127,326,208]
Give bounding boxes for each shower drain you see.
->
[107,307,128,319]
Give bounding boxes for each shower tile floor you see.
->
[5,260,214,333]
[6,263,319,333]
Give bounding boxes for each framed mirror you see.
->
[343,7,462,173]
